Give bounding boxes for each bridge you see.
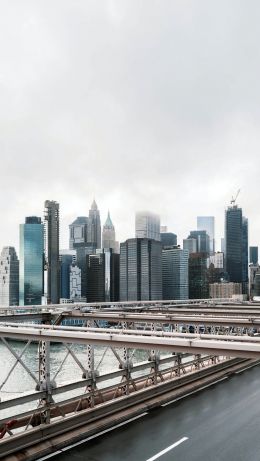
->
[1,300,260,460]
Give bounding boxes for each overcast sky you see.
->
[1,0,260,253]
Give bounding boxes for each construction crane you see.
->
[230,189,240,206]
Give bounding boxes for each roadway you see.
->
[49,364,260,461]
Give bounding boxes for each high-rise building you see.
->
[120,238,162,301]
[225,204,248,294]
[250,246,258,265]
[209,252,224,269]
[221,238,225,255]
[188,253,209,299]
[70,264,81,300]
[69,217,88,250]
[0,247,19,306]
[162,247,189,300]
[160,232,177,248]
[242,217,249,293]
[60,250,76,300]
[135,211,160,241]
[183,238,197,255]
[87,200,101,250]
[44,200,60,304]
[86,253,105,302]
[19,216,44,306]
[187,230,210,254]
[76,245,96,299]
[102,211,119,253]
[97,248,120,301]
[197,216,215,254]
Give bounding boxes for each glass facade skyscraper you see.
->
[19,217,44,306]
[250,246,258,265]
[225,205,248,293]
[162,247,189,300]
[197,216,215,254]
[187,230,210,254]
[120,238,162,301]
[135,212,161,241]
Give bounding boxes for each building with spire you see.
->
[87,200,101,250]
[102,211,119,253]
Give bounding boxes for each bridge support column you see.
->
[148,323,161,385]
[120,321,134,395]
[38,340,55,424]
[83,320,99,407]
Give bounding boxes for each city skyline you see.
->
[0,196,257,255]
[1,2,260,253]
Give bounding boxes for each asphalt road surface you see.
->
[48,364,260,461]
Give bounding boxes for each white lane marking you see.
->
[146,437,188,461]
[161,377,228,407]
[235,364,258,374]
[38,412,148,459]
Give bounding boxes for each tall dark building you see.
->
[44,200,60,304]
[76,245,96,299]
[86,253,105,302]
[242,217,248,293]
[160,232,177,248]
[87,200,101,249]
[97,248,120,301]
[162,247,189,300]
[250,246,258,265]
[120,238,162,301]
[225,204,248,294]
[188,253,209,299]
[187,230,210,254]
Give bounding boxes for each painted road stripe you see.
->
[38,412,148,460]
[235,364,258,374]
[146,437,189,461]
[161,377,228,407]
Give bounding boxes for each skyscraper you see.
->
[250,246,258,265]
[225,204,247,287]
[87,200,101,249]
[162,247,189,300]
[197,216,215,254]
[135,211,160,241]
[102,211,119,252]
[44,200,60,304]
[160,232,177,248]
[242,217,248,293]
[0,247,19,306]
[120,238,162,301]
[189,253,209,299]
[183,238,197,254]
[187,230,210,254]
[19,217,44,306]
[69,217,88,250]
[96,248,120,301]
[60,250,76,300]
[86,253,105,302]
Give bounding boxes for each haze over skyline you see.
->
[0,1,259,252]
